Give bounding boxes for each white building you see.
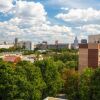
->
[24,41,32,50]
[73,36,79,49]
[18,41,32,50]
[22,55,35,63]
[0,44,13,49]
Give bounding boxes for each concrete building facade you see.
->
[88,34,100,43]
[36,43,72,50]
[18,41,32,50]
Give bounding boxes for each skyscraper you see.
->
[14,38,18,47]
[73,36,79,49]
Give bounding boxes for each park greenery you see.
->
[0,49,100,100]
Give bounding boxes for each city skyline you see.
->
[0,0,100,43]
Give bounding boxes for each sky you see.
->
[0,0,100,43]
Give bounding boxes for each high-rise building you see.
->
[73,36,79,49]
[14,38,18,47]
[18,41,32,50]
[24,41,32,50]
[79,35,100,73]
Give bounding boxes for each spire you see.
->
[73,36,79,49]
[74,36,78,44]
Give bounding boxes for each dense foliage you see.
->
[79,68,94,100]
[0,59,63,100]
[90,68,100,100]
[0,61,45,100]
[62,68,79,100]
[34,59,63,98]
[0,49,100,100]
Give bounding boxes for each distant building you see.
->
[36,41,72,50]
[73,36,79,49]
[68,44,72,49]
[14,38,18,47]
[48,43,69,50]
[55,40,58,45]
[3,55,21,63]
[18,41,32,50]
[81,39,87,44]
[14,38,32,50]
[0,44,13,49]
[31,43,35,50]
[22,55,35,63]
[4,41,7,45]
[24,41,32,50]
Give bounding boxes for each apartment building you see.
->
[79,34,100,73]
[18,41,32,50]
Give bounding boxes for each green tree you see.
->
[35,58,63,98]
[79,68,93,100]
[0,61,18,100]
[0,60,46,100]
[90,68,100,100]
[62,68,79,100]
[55,60,65,73]
[16,61,46,100]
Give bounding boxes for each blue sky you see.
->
[0,0,100,43]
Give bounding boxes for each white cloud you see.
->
[61,7,69,11]
[47,0,72,6]
[15,1,47,21]
[0,0,13,13]
[73,24,100,42]
[47,0,100,9]
[56,8,100,22]
[82,24,100,34]
[0,21,24,36]
[0,0,74,43]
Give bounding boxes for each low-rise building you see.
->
[22,55,36,63]
[3,55,21,63]
[0,44,13,49]
[36,42,72,50]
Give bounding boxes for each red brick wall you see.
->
[88,49,98,69]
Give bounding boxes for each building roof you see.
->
[3,55,21,63]
[44,97,66,100]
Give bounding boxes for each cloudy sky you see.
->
[0,0,100,43]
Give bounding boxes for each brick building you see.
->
[3,55,21,63]
[79,34,100,72]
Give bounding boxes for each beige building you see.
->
[88,34,100,43]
